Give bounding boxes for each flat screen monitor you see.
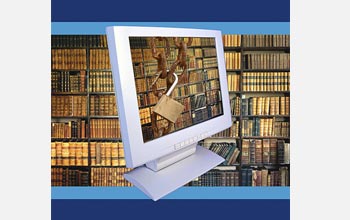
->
[106,26,232,200]
[106,26,232,168]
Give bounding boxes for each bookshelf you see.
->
[197,34,290,187]
[51,34,290,187]
[51,36,130,186]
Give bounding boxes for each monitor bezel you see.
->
[106,26,232,168]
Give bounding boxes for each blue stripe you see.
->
[52,0,290,22]
[51,22,290,34]
[52,187,290,199]
[52,199,290,220]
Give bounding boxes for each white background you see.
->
[1,0,350,219]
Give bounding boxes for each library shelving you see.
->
[51,34,290,187]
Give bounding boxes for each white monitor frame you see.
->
[106,26,232,168]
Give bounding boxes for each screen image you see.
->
[129,37,224,142]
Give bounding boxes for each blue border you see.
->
[52,0,290,22]
[52,199,290,220]
[51,22,290,34]
[52,187,290,199]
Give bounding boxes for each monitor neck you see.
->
[145,143,197,171]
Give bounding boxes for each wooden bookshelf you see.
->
[51,34,290,187]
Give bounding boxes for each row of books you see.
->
[203,48,217,57]
[51,71,86,93]
[139,107,152,125]
[241,167,289,186]
[90,95,118,116]
[200,38,216,46]
[89,49,111,70]
[206,69,219,80]
[203,57,218,68]
[51,35,108,48]
[241,96,290,116]
[208,142,240,165]
[90,142,125,166]
[230,96,241,115]
[171,85,187,97]
[227,74,240,91]
[191,93,206,109]
[51,34,289,49]
[241,139,290,165]
[129,37,210,49]
[194,48,203,57]
[242,35,290,48]
[192,107,209,124]
[51,120,86,139]
[224,52,241,70]
[188,83,205,94]
[243,53,290,70]
[51,168,89,186]
[205,79,220,91]
[51,95,87,117]
[135,77,167,94]
[208,103,223,118]
[242,72,290,92]
[211,120,240,138]
[51,142,88,166]
[137,92,159,108]
[51,167,289,187]
[91,167,132,186]
[174,112,192,130]
[241,118,290,137]
[142,126,154,142]
[51,49,87,70]
[89,71,114,92]
[222,35,241,47]
[89,119,121,139]
[189,170,240,186]
[206,90,221,105]
[189,71,205,83]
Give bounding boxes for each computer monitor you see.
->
[106,26,232,200]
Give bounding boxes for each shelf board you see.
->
[218,164,240,167]
[51,116,88,119]
[89,92,115,95]
[242,69,290,72]
[51,92,87,96]
[139,103,156,109]
[226,69,242,72]
[90,165,127,168]
[242,136,290,139]
[51,47,89,49]
[89,138,122,141]
[189,45,216,48]
[241,163,290,167]
[242,47,290,51]
[89,68,112,71]
[229,91,290,94]
[51,165,89,168]
[241,115,290,118]
[89,47,108,49]
[206,136,240,139]
[89,69,112,72]
[52,69,87,71]
[51,138,89,141]
[202,55,218,59]
[89,115,119,119]
[223,47,241,51]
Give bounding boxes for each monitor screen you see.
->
[106,26,231,168]
[129,37,224,143]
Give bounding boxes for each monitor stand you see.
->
[124,143,224,201]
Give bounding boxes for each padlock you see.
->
[153,72,184,123]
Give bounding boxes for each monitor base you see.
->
[124,144,224,201]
